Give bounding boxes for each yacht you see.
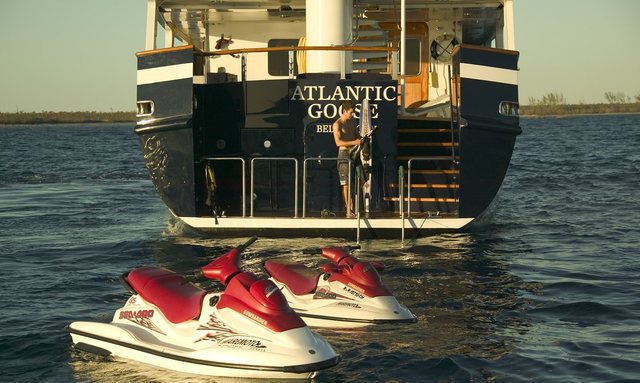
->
[135,0,521,239]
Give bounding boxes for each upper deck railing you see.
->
[203,45,398,81]
[137,44,399,82]
[202,45,397,56]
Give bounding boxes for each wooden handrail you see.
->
[202,45,397,57]
[136,44,397,58]
[136,45,195,57]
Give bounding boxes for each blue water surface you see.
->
[0,116,639,382]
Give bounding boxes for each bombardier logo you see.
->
[243,310,268,326]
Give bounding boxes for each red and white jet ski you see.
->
[264,246,417,328]
[67,237,340,379]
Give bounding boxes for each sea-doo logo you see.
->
[243,310,268,326]
[337,302,362,309]
[221,338,267,349]
[313,287,337,299]
[119,309,154,319]
[343,286,365,300]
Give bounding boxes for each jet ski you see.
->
[67,237,340,379]
[264,246,417,328]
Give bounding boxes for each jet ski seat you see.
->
[264,260,320,296]
[126,267,206,324]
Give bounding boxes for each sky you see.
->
[1,0,639,112]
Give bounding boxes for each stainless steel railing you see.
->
[302,156,352,218]
[202,157,247,217]
[250,157,299,218]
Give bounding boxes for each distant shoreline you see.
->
[1,104,639,124]
[519,103,640,117]
[0,111,136,125]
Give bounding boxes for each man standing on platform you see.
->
[333,100,361,218]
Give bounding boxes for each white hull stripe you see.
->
[137,63,193,85]
[460,63,518,85]
[179,216,473,231]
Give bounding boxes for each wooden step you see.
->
[353,51,389,59]
[397,155,459,161]
[398,128,451,133]
[408,169,459,175]
[353,62,389,70]
[353,39,387,47]
[384,197,457,203]
[389,183,459,189]
[397,142,458,147]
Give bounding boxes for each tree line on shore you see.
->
[2,91,639,124]
[0,110,136,124]
[522,91,640,116]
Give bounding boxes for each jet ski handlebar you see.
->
[236,236,258,253]
[300,245,386,272]
[184,237,259,285]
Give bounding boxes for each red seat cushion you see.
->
[127,267,205,324]
[264,260,320,296]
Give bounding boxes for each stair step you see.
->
[353,62,389,70]
[384,197,458,203]
[397,142,458,147]
[390,183,459,189]
[353,29,386,37]
[353,51,389,59]
[397,155,459,161]
[353,18,379,27]
[408,169,459,175]
[352,39,388,47]
[398,128,451,133]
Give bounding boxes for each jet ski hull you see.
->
[68,293,339,379]
[273,281,417,328]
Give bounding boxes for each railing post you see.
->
[288,50,295,79]
[347,158,352,216]
[399,165,405,242]
[250,158,255,217]
[302,158,308,218]
[293,158,299,218]
[448,65,456,161]
[241,159,246,217]
[356,165,361,244]
[241,52,247,82]
[407,159,412,217]
[391,51,398,78]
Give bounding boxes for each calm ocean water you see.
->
[1,115,639,382]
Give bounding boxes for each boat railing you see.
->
[407,157,459,217]
[302,157,353,218]
[250,157,299,218]
[200,45,399,80]
[202,157,247,217]
[399,165,405,242]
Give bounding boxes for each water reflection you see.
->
[69,348,312,383]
